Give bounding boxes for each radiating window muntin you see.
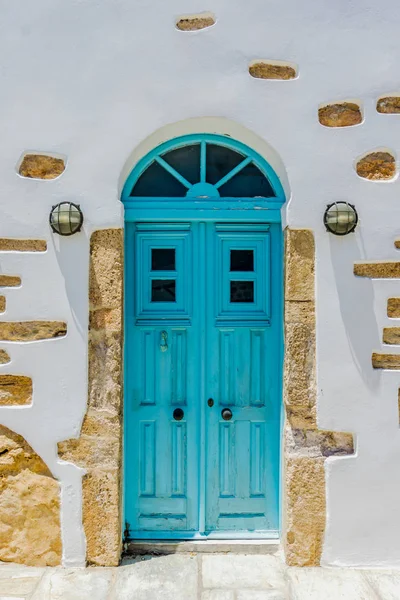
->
[129,142,277,199]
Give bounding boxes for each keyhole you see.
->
[207,398,214,407]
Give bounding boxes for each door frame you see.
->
[122,133,286,541]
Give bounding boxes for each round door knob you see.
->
[173,408,184,421]
[221,408,233,421]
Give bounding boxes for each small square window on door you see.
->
[134,224,192,322]
[214,224,271,325]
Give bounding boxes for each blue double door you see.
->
[125,220,282,539]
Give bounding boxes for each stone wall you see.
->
[0,425,61,566]
[284,229,354,566]
[58,228,123,566]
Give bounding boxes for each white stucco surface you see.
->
[1,0,400,566]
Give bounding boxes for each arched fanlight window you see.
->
[125,137,280,200]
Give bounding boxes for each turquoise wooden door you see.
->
[123,134,285,540]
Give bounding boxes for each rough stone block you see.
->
[388,298,400,317]
[285,405,317,430]
[0,425,61,566]
[58,435,120,470]
[18,154,65,180]
[0,374,32,405]
[0,349,10,364]
[249,61,297,80]
[376,96,400,114]
[176,14,215,31]
[356,151,396,180]
[88,331,122,413]
[289,428,354,458]
[285,301,315,326]
[0,239,47,252]
[0,321,66,341]
[0,296,5,312]
[372,353,400,369]
[383,327,400,344]
[89,229,123,310]
[284,322,316,407]
[318,103,362,127]
[285,230,315,302]
[0,275,21,287]
[354,262,400,278]
[285,457,325,566]
[82,469,121,566]
[89,307,122,332]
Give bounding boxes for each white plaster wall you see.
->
[1,0,400,566]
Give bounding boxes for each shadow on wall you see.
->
[329,233,380,391]
[51,232,89,340]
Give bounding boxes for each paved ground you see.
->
[1,552,400,599]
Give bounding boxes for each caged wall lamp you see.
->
[49,202,84,236]
[323,201,358,235]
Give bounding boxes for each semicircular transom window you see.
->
[129,142,277,199]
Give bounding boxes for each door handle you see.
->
[221,408,233,421]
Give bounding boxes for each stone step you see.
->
[125,540,281,556]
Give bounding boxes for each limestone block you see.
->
[0,275,21,287]
[58,435,120,470]
[0,349,10,364]
[18,154,65,180]
[285,405,317,430]
[89,307,122,332]
[249,62,296,80]
[318,103,362,127]
[285,230,315,302]
[31,568,114,600]
[176,14,215,31]
[0,296,5,312]
[289,428,354,458]
[376,97,400,114]
[115,554,199,600]
[388,298,400,317]
[0,239,47,252]
[285,457,325,566]
[82,469,121,566]
[354,262,400,278]
[0,425,61,566]
[284,322,316,407]
[372,353,400,369]
[202,554,286,590]
[383,327,400,344]
[80,409,121,438]
[285,301,315,326]
[0,321,67,341]
[288,568,376,600]
[356,151,396,180]
[395,240,400,249]
[0,374,32,405]
[89,229,123,310]
[88,331,122,414]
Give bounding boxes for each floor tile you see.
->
[30,569,113,600]
[202,555,286,590]
[364,570,400,600]
[287,568,378,600]
[114,554,198,600]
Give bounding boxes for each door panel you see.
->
[125,221,281,539]
[125,223,199,536]
[205,223,280,534]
